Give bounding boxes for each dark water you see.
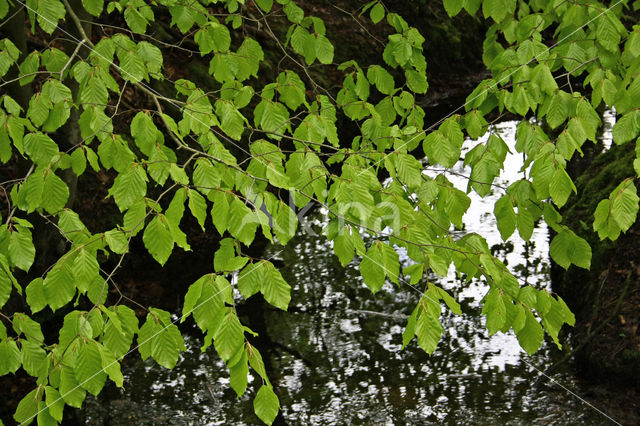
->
[83,122,616,424]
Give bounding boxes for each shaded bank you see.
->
[552,141,640,422]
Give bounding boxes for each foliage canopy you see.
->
[1,0,640,423]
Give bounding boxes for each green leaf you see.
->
[269,199,297,245]
[138,310,185,369]
[253,385,280,425]
[262,262,291,311]
[482,289,506,335]
[369,2,385,23]
[360,242,386,293]
[123,200,147,236]
[494,195,517,239]
[423,118,463,167]
[27,93,53,126]
[193,276,228,334]
[359,241,398,293]
[19,170,44,213]
[549,229,592,269]
[42,171,69,214]
[109,164,147,212]
[43,258,75,311]
[79,70,108,106]
[439,183,471,229]
[25,278,47,314]
[82,0,103,16]
[193,158,220,196]
[283,1,303,23]
[291,25,316,65]
[229,348,249,396]
[402,306,418,348]
[255,0,273,12]
[41,47,68,74]
[143,215,174,265]
[257,101,290,134]
[87,276,107,305]
[516,309,544,355]
[36,405,54,425]
[117,47,146,83]
[147,146,170,185]
[57,312,92,352]
[36,0,66,34]
[0,262,15,308]
[73,248,100,291]
[70,148,87,176]
[333,226,356,267]
[544,92,570,129]
[75,340,107,396]
[395,152,423,190]
[216,101,245,140]
[124,3,154,33]
[23,133,58,166]
[276,71,305,111]
[0,340,22,375]
[315,35,334,64]
[610,180,639,232]
[13,387,42,425]
[517,207,534,241]
[211,191,230,235]
[214,238,249,272]
[0,254,18,298]
[548,167,575,208]
[482,0,511,22]
[596,12,622,53]
[214,309,244,362]
[612,110,640,145]
[210,54,234,83]
[181,275,204,322]
[436,286,462,315]
[8,227,35,272]
[19,52,40,86]
[0,39,20,79]
[105,229,129,254]
[137,41,163,75]
[443,0,463,17]
[59,365,86,408]
[130,111,157,155]
[21,339,47,378]
[238,262,265,299]
[391,38,412,65]
[367,65,394,95]
[12,313,44,342]
[227,197,257,246]
[86,146,100,171]
[102,306,137,359]
[381,242,399,284]
[151,320,184,369]
[45,386,64,422]
[415,295,443,354]
[170,163,189,185]
[188,190,208,230]
[464,109,488,139]
[181,274,229,333]
[405,69,428,94]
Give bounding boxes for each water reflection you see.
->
[84,122,612,424]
